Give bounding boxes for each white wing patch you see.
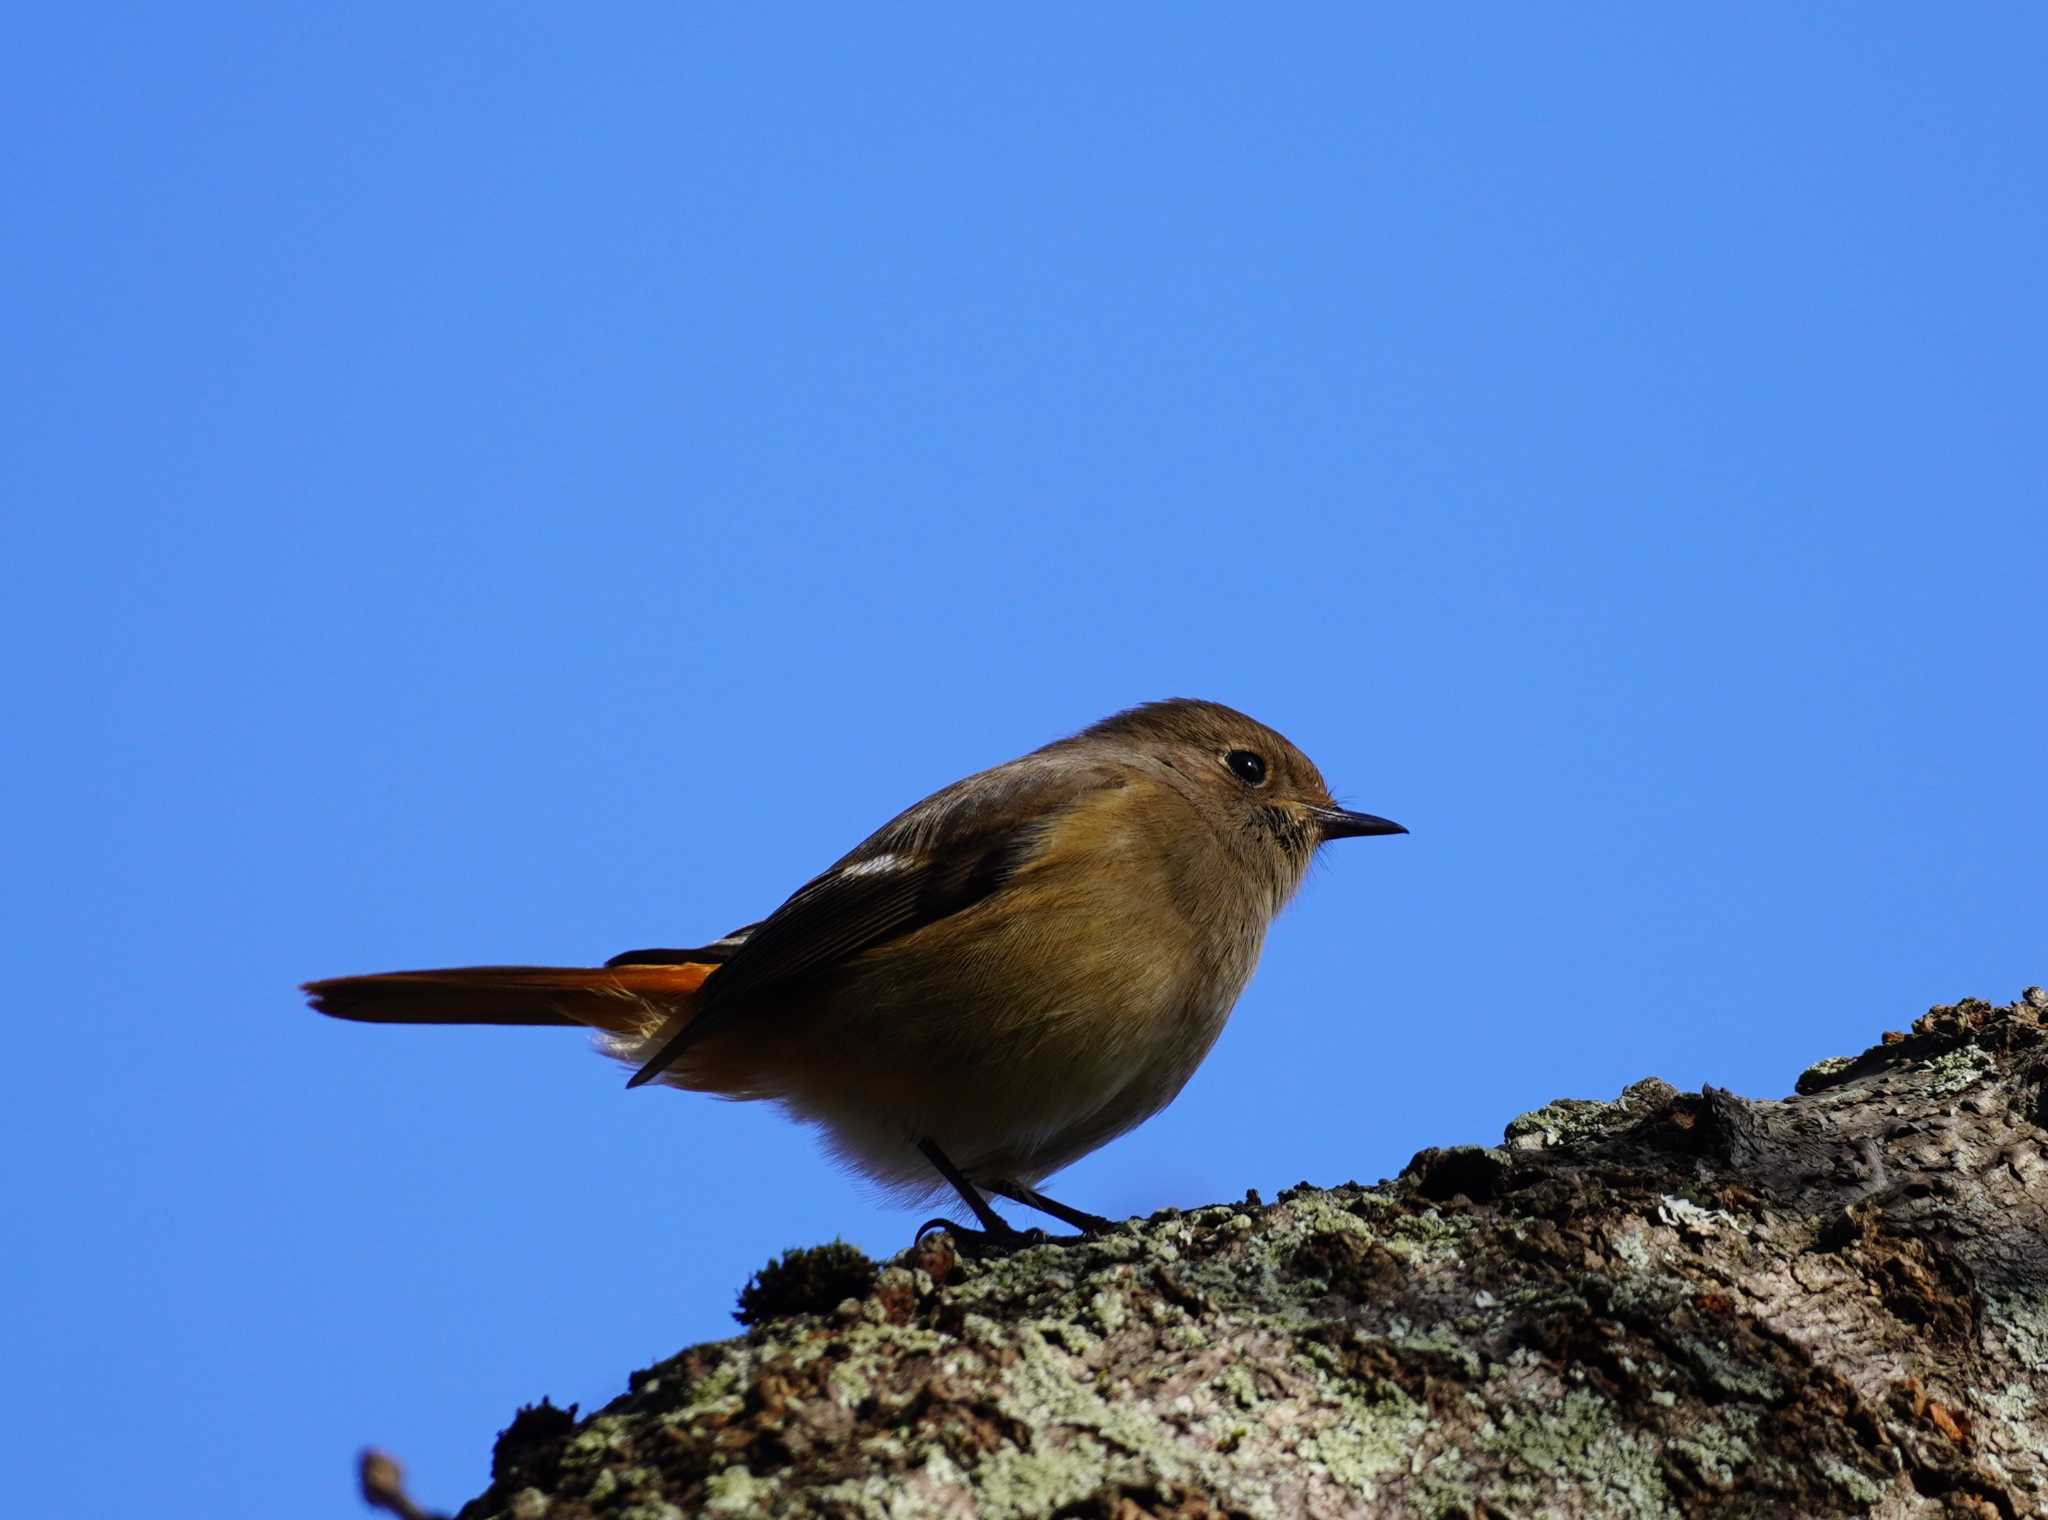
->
[837,853,912,880]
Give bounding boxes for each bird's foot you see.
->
[984,1181,1118,1237]
[913,1217,1050,1257]
[1057,1208,1117,1237]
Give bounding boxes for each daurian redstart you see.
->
[305,699,1404,1243]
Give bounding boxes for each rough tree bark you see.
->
[430,990,2048,1519]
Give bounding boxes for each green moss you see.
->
[1503,1079,1674,1153]
[1213,1364,1261,1410]
[1672,1334,1783,1402]
[1607,1219,1654,1269]
[1975,1380,2038,1422]
[1479,1387,1675,1518]
[1086,1287,1129,1336]
[1920,1043,1997,1095]
[1986,1286,2048,1368]
[971,1438,1118,1520]
[1380,1327,1483,1382]
[804,1474,897,1520]
[1504,1097,1613,1149]
[1666,1412,1756,1490]
[1296,1382,1426,1492]
[1818,1457,1885,1507]
[1795,1053,1857,1092]
[1386,1205,1478,1266]
[701,1465,779,1516]
[558,1413,635,1469]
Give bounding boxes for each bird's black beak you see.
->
[1311,806,1407,840]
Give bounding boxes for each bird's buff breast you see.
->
[754,837,1269,1197]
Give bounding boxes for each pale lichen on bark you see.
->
[449,990,2048,1519]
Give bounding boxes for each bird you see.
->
[304,698,1405,1246]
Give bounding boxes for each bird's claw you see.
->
[912,1217,1050,1256]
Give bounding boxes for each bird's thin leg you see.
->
[986,1180,1116,1236]
[914,1139,1045,1252]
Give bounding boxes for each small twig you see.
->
[359,1449,445,1520]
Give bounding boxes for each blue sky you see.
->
[6,8,2044,1516]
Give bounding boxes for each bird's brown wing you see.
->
[625,757,1126,1085]
[605,925,759,968]
[693,835,1023,1008]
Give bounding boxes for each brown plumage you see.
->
[303,699,1404,1242]
[304,962,716,1033]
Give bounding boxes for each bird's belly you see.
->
[761,900,1263,1199]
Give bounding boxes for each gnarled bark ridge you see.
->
[447,990,2048,1519]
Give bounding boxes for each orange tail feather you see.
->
[303,963,715,1035]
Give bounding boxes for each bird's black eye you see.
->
[1224,749,1267,786]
